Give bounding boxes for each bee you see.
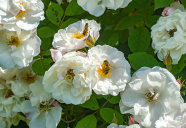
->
[102,60,111,75]
[83,23,88,36]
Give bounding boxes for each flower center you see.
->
[65,69,75,83]
[145,88,159,103]
[71,23,88,39]
[7,36,21,47]
[22,73,36,84]
[3,88,14,98]
[97,60,112,78]
[16,3,26,18]
[168,28,177,37]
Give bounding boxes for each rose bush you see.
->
[0,0,186,128]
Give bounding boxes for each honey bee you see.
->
[103,60,111,75]
[83,23,88,36]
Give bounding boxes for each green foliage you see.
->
[181,0,186,8]
[46,2,64,25]
[75,115,97,128]
[32,58,53,76]
[154,0,174,10]
[100,108,123,124]
[65,0,85,16]
[38,26,57,38]
[128,52,159,70]
[128,27,151,52]
[79,96,99,110]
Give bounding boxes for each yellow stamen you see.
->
[16,2,26,18]
[97,60,112,78]
[8,36,21,47]
[71,32,85,39]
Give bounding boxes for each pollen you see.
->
[8,36,21,47]
[16,2,26,18]
[145,89,159,103]
[71,32,85,39]
[168,28,177,37]
[97,60,112,78]
[22,73,36,84]
[65,69,75,83]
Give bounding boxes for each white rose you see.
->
[155,103,186,128]
[88,45,131,96]
[120,66,183,127]
[7,66,37,97]
[0,29,41,69]
[0,67,18,80]
[52,19,100,53]
[21,100,62,128]
[29,77,52,107]
[151,10,186,64]
[0,83,21,117]
[107,123,141,128]
[77,0,132,17]
[0,0,44,31]
[43,52,92,105]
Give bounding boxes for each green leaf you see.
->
[60,18,79,29]
[75,115,97,128]
[100,108,123,124]
[38,26,57,38]
[128,27,151,52]
[32,58,53,76]
[171,54,186,75]
[154,0,174,10]
[46,2,64,25]
[145,15,160,28]
[97,31,119,46]
[128,52,159,70]
[79,96,99,110]
[108,95,120,104]
[181,0,186,9]
[65,0,85,16]
[115,15,143,30]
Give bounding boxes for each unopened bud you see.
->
[162,7,175,16]
[177,78,185,87]
[163,53,172,66]
[52,101,60,107]
[129,115,136,125]
[85,35,96,47]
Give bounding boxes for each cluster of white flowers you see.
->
[0,0,44,69]
[77,0,132,17]
[44,19,131,105]
[0,0,185,128]
[151,1,186,64]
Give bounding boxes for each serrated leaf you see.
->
[154,0,174,10]
[100,108,123,124]
[46,2,64,25]
[128,27,151,52]
[75,115,97,128]
[108,95,120,104]
[79,96,99,110]
[65,0,85,16]
[38,26,57,38]
[32,58,53,76]
[61,18,79,29]
[128,52,159,70]
[115,15,143,30]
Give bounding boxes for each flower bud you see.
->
[177,78,185,87]
[163,53,172,66]
[85,35,96,47]
[129,115,136,125]
[52,101,61,107]
[50,49,63,62]
[162,7,175,16]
